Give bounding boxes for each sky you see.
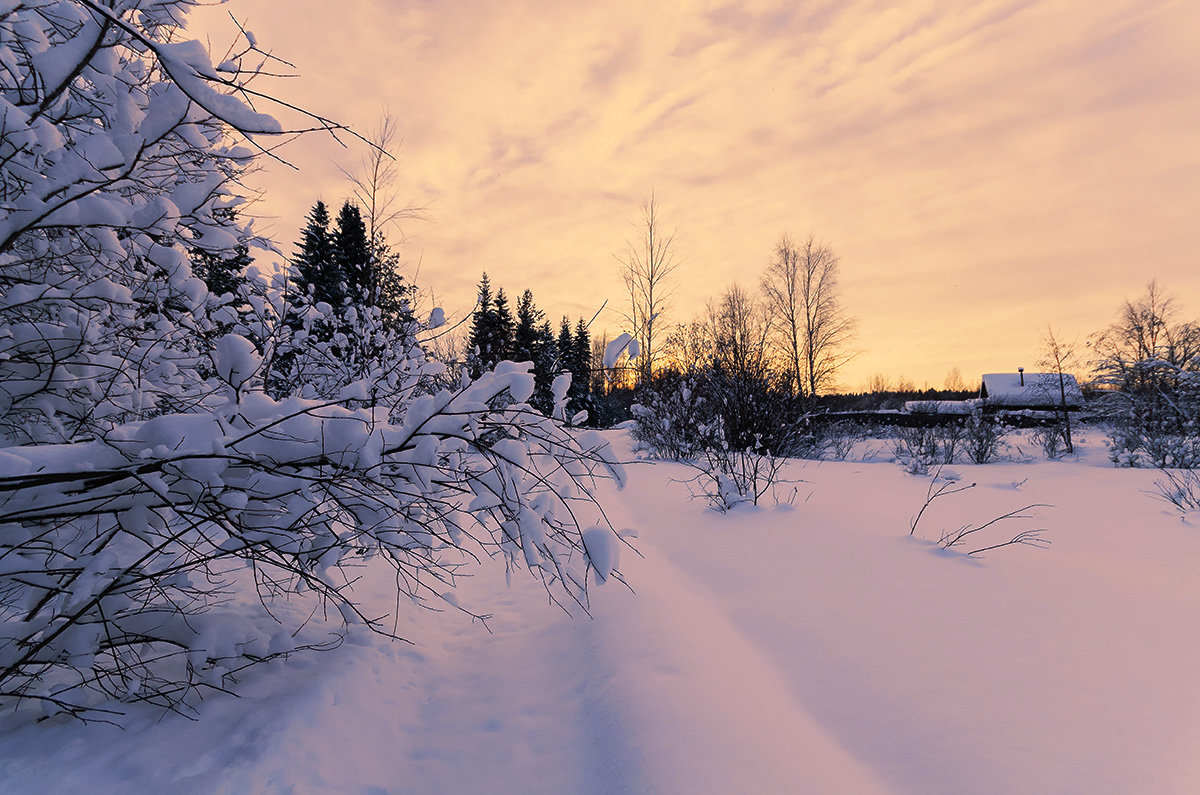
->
[190,0,1200,389]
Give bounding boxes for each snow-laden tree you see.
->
[1092,282,1200,467]
[0,0,625,721]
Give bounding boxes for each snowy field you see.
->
[2,428,1199,794]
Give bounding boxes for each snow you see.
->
[581,525,619,583]
[212,333,261,389]
[2,427,1198,792]
[982,372,1084,408]
[904,399,973,415]
[3,4,1191,788]
[153,40,282,134]
[603,333,637,369]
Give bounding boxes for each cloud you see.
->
[190,0,1200,386]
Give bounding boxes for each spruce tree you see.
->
[372,239,414,329]
[468,273,496,377]
[292,201,337,307]
[284,200,415,393]
[557,317,573,373]
[493,288,514,363]
[334,201,372,305]
[513,289,543,364]
[469,273,493,337]
[279,201,339,394]
[191,242,251,301]
[572,317,592,402]
[531,318,556,413]
[190,211,251,302]
[189,209,253,340]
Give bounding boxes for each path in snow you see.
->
[0,521,884,793]
[211,524,885,793]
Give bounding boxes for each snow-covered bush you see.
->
[1031,420,1071,460]
[631,365,802,509]
[0,359,626,718]
[0,1,626,721]
[963,408,1006,464]
[1101,363,1200,468]
[891,412,1007,472]
[890,423,947,474]
[1091,285,1200,468]
[631,363,801,460]
[0,5,274,444]
[679,418,795,512]
[790,418,862,462]
[630,370,718,460]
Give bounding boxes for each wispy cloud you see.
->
[193,0,1200,386]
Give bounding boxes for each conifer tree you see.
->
[189,209,254,342]
[557,317,574,372]
[530,318,557,414]
[514,289,544,364]
[572,317,593,405]
[293,201,338,307]
[334,201,372,305]
[468,273,498,376]
[470,272,493,326]
[372,239,415,329]
[192,242,252,302]
[190,216,252,303]
[284,200,414,393]
[493,288,515,362]
[276,201,339,394]
[188,213,258,368]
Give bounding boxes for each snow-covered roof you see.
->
[903,400,973,415]
[980,373,1083,408]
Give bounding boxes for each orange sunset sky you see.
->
[192,0,1200,390]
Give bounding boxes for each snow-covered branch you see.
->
[0,1,628,721]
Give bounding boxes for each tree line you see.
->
[613,197,856,396]
[467,274,595,421]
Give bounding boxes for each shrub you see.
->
[908,472,1051,555]
[631,366,804,509]
[1102,369,1200,468]
[890,420,969,474]
[1032,420,1072,459]
[1154,469,1200,514]
[963,408,1006,464]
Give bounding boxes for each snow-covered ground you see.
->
[3,428,1199,793]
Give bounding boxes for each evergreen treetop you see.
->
[334,201,372,305]
[493,288,514,361]
[293,201,338,307]
[514,289,545,364]
[557,316,573,371]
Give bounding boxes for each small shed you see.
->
[980,371,1083,410]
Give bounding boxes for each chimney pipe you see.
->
[1018,367,1024,386]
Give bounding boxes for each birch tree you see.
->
[617,194,679,386]
[761,235,855,396]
